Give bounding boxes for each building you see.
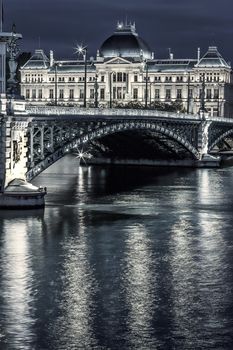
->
[20,22,233,117]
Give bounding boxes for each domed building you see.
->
[99,22,152,60]
[20,22,233,117]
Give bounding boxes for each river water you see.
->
[0,155,233,350]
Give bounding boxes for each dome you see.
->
[99,22,152,60]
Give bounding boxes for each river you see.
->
[0,155,233,349]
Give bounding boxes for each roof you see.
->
[49,62,96,73]
[148,59,197,72]
[21,49,49,69]
[99,22,152,60]
[196,46,230,68]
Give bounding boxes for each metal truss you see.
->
[26,118,201,180]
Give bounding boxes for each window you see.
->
[32,89,36,99]
[165,89,171,100]
[90,88,95,99]
[100,88,105,100]
[59,89,64,99]
[133,88,138,100]
[188,89,193,98]
[49,89,54,99]
[79,89,84,99]
[214,89,219,99]
[206,89,211,99]
[38,89,43,99]
[117,73,122,82]
[155,89,160,99]
[69,89,74,100]
[134,75,138,82]
[26,89,30,99]
[114,87,126,99]
[177,89,182,99]
[101,75,105,82]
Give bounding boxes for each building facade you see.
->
[20,22,233,117]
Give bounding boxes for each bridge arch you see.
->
[26,121,200,180]
[209,128,233,151]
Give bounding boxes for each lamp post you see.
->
[109,71,115,108]
[75,45,88,107]
[145,61,149,109]
[214,82,220,116]
[187,72,191,113]
[54,62,61,106]
[199,73,206,114]
[149,81,154,108]
[94,74,99,108]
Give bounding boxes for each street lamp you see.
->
[199,73,206,114]
[145,61,149,109]
[149,81,154,108]
[109,71,116,108]
[214,82,221,116]
[54,62,61,106]
[186,71,191,113]
[75,44,88,107]
[94,74,99,108]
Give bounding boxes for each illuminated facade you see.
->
[20,22,233,117]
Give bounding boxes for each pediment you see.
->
[106,57,132,65]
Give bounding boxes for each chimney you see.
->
[50,50,54,67]
[197,47,200,63]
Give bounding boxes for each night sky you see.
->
[5,0,233,63]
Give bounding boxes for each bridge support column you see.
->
[0,116,46,208]
[3,117,29,187]
[197,118,220,167]
[0,117,6,192]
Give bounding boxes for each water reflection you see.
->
[53,207,98,349]
[123,223,157,349]
[0,220,36,349]
[1,159,233,349]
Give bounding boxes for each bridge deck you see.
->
[23,106,233,124]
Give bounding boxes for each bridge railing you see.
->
[26,105,200,119]
[25,105,233,123]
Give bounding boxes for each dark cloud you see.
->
[4,0,233,62]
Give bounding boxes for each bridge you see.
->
[1,105,233,194]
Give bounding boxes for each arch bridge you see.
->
[1,106,233,190]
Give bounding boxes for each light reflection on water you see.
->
[0,155,233,349]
